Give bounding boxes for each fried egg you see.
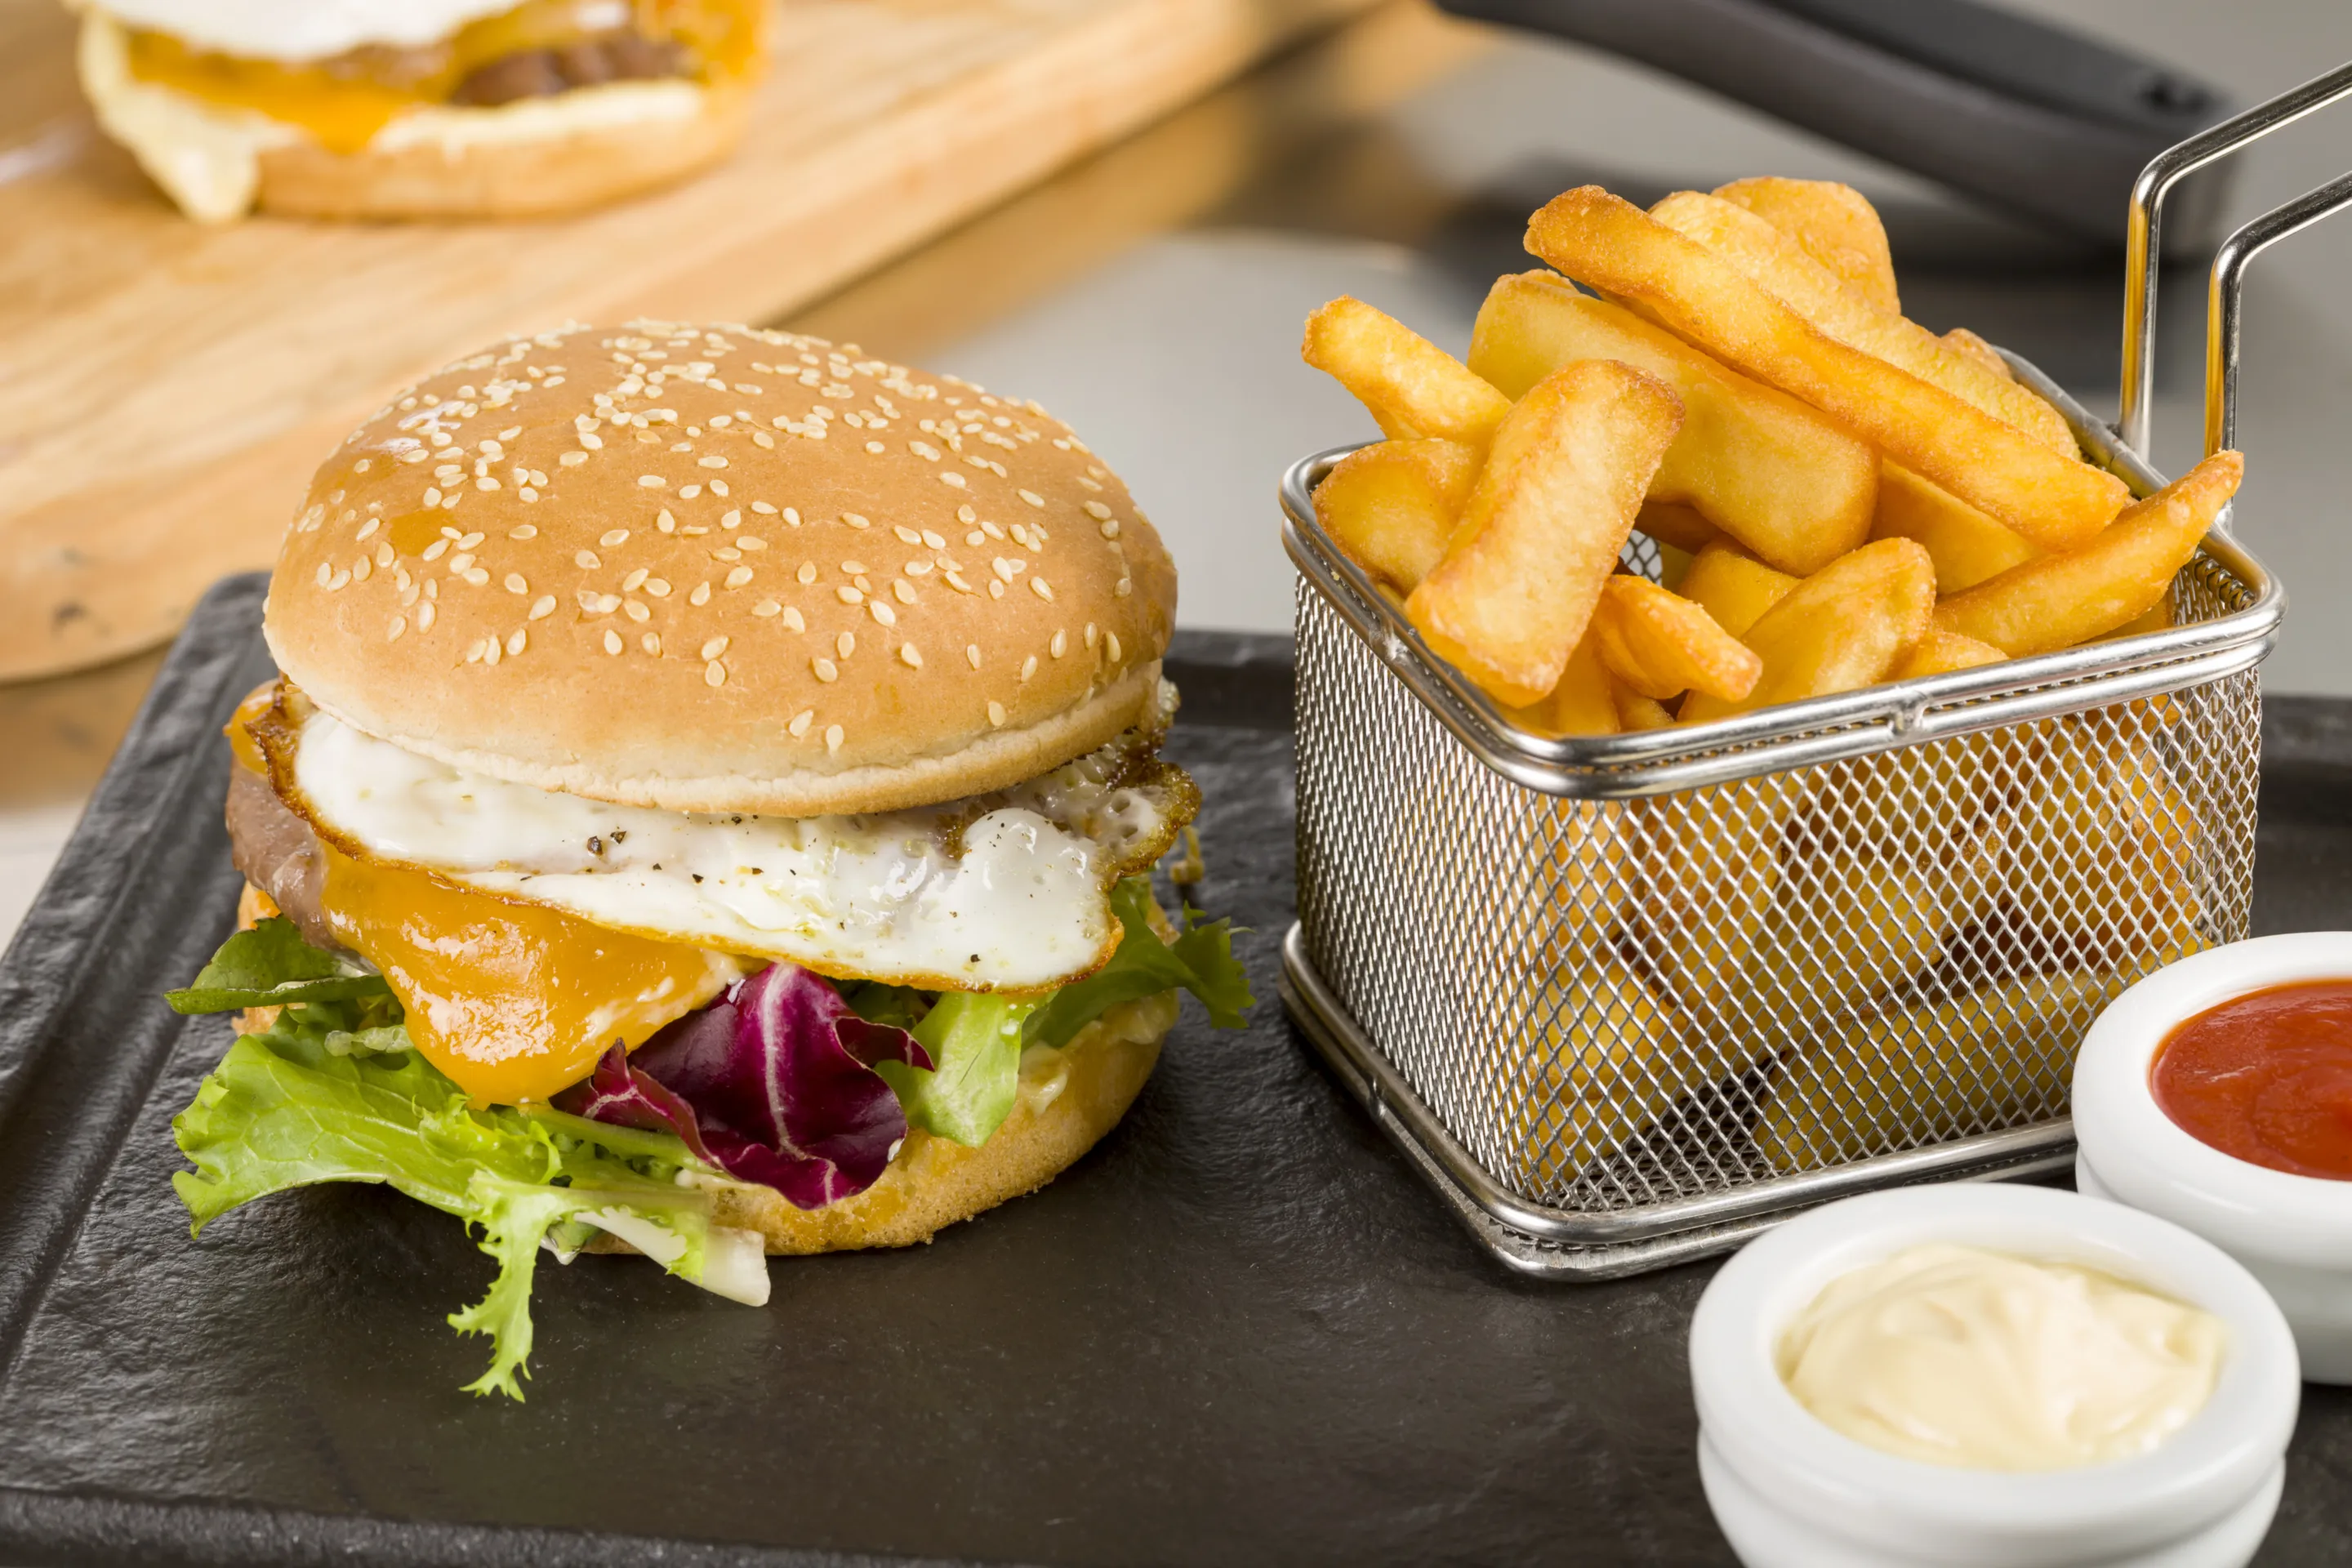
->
[270,697,1196,992]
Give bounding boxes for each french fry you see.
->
[1590,575,1762,702]
[1649,191,2079,458]
[1933,452,2244,655]
[1942,327,2014,383]
[1682,538,1936,722]
[1713,176,1899,314]
[1505,627,1620,737]
[1407,359,1684,706]
[1654,540,1696,591]
[1754,969,2149,1174]
[1637,499,1719,554]
[1525,187,2129,546]
[1634,784,1788,1016]
[1999,736,2203,964]
[1678,538,1797,639]
[2104,602,2175,641]
[1311,438,1481,591]
[1890,628,2007,680]
[1469,273,1876,574]
[1869,461,2038,594]
[1613,680,1677,730]
[1301,296,1511,444]
[1504,950,1734,1183]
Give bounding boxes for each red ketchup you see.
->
[2151,979,2352,1179]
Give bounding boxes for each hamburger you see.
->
[166,320,1247,1397]
[69,0,767,221]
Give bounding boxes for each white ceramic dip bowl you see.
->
[1690,1184,2299,1568]
[2074,930,2352,1383]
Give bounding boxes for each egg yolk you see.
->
[317,844,747,1105]
[123,0,766,154]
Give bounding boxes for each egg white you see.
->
[279,705,1192,991]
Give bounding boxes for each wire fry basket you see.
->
[1274,77,2352,1276]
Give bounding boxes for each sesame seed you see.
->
[866,442,885,454]
[941,473,967,489]
[1100,519,1120,539]
[356,518,381,541]
[826,724,844,753]
[504,573,528,594]
[463,568,490,587]
[604,630,624,655]
[476,477,499,492]
[752,501,777,514]
[624,568,649,590]
[418,602,437,630]
[753,432,776,449]
[725,567,754,588]
[813,657,838,682]
[448,553,476,573]
[987,702,1006,728]
[626,600,651,622]
[965,644,981,669]
[739,537,765,551]
[679,485,702,500]
[657,510,677,532]
[836,631,855,657]
[706,661,727,686]
[870,602,897,626]
[1116,578,1133,597]
[510,524,538,540]
[894,526,921,545]
[1083,501,1111,520]
[1032,579,1054,601]
[580,434,603,449]
[506,630,527,656]
[702,636,729,659]
[892,580,916,604]
[700,456,728,469]
[782,509,801,527]
[956,506,976,523]
[1019,490,1044,507]
[842,513,870,530]
[947,572,975,595]
[561,452,588,467]
[388,617,406,641]
[645,579,671,599]
[423,488,443,507]
[797,563,818,585]
[639,475,666,488]
[898,644,923,669]
[1019,655,1037,682]
[714,548,742,563]
[723,510,742,530]
[602,529,630,546]
[1107,631,1122,662]
[688,581,710,606]
[1051,630,1067,657]
[788,710,814,737]
[529,595,555,620]
[752,599,779,617]
[966,531,985,546]
[576,550,600,569]
[922,529,947,549]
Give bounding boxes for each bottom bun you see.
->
[253,78,752,219]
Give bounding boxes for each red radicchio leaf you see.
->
[556,964,932,1209]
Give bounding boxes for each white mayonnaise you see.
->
[285,706,1183,991]
[1777,1242,2225,1471]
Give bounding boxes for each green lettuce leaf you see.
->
[173,991,721,1401]
[1027,878,1254,1049]
[874,991,1039,1147]
[165,916,393,1014]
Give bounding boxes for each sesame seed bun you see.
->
[250,78,753,221]
[263,322,1178,817]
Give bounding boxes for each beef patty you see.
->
[226,765,345,954]
[448,32,688,107]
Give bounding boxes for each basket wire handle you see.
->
[2118,60,2352,460]
[2205,168,2352,458]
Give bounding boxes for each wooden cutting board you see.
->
[0,0,1371,683]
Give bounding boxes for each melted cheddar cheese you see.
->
[228,684,746,1105]
[318,846,747,1105]
[123,0,764,154]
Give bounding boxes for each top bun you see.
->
[265,322,1177,817]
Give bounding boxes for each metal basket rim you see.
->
[1280,349,2283,799]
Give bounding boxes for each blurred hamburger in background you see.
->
[167,321,1248,1396]
[69,0,768,220]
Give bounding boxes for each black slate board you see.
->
[1,573,2350,1568]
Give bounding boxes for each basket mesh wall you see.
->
[1292,550,2261,1221]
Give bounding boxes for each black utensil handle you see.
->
[1434,0,2236,253]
